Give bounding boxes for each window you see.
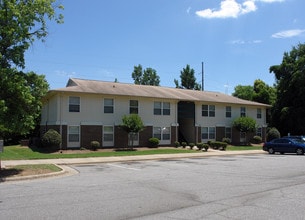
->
[202,105,208,117]
[153,127,161,139]
[154,102,170,115]
[256,127,262,137]
[225,127,232,139]
[257,108,262,119]
[103,126,114,142]
[240,132,246,143]
[240,107,246,117]
[201,127,215,140]
[226,106,231,118]
[163,102,170,115]
[128,132,139,146]
[202,105,215,117]
[104,98,114,113]
[130,100,138,114]
[162,127,170,140]
[68,126,79,142]
[69,96,80,112]
[153,127,170,140]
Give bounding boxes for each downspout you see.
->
[59,93,63,151]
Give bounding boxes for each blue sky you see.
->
[24,0,305,94]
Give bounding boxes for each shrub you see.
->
[196,142,203,150]
[181,142,187,148]
[222,137,231,144]
[209,141,227,151]
[90,141,100,151]
[197,143,209,151]
[174,141,180,148]
[252,136,262,144]
[41,129,61,150]
[189,143,195,149]
[267,127,280,142]
[148,137,159,147]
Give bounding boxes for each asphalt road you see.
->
[1,154,305,220]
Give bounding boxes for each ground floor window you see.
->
[103,126,114,146]
[153,127,170,141]
[201,127,215,140]
[225,127,232,139]
[240,132,246,143]
[256,127,262,137]
[68,126,80,142]
[128,132,139,146]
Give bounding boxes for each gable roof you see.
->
[48,78,270,107]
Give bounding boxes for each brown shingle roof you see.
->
[49,78,270,107]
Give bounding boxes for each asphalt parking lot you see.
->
[1,154,305,220]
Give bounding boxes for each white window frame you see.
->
[128,132,139,146]
[257,108,262,119]
[202,105,215,117]
[240,107,246,117]
[153,126,171,144]
[201,127,216,141]
[129,100,139,114]
[103,125,114,146]
[104,98,114,114]
[68,125,80,148]
[226,106,231,118]
[154,102,170,116]
[69,96,80,112]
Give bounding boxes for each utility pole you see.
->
[202,62,204,91]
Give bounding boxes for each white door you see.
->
[68,126,80,148]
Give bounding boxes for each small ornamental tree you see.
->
[121,114,145,149]
[232,116,256,144]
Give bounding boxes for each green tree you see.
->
[0,0,63,139]
[121,114,145,149]
[131,65,160,86]
[0,0,64,69]
[253,79,276,105]
[232,80,276,105]
[269,43,305,135]
[232,85,254,101]
[174,64,201,90]
[232,116,256,144]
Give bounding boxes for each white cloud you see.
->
[195,0,257,19]
[195,0,285,19]
[55,70,77,78]
[256,0,284,3]
[230,39,262,44]
[271,29,305,38]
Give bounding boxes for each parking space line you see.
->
[107,163,141,171]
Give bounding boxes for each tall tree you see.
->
[174,64,201,90]
[269,43,305,135]
[131,65,160,86]
[0,0,64,69]
[232,85,254,101]
[0,0,63,139]
[232,80,276,105]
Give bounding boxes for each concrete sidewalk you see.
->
[2,149,264,167]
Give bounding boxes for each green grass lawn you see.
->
[0,145,263,160]
[0,145,198,160]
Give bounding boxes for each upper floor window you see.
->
[130,100,138,114]
[69,96,80,112]
[226,106,231,118]
[240,107,246,117]
[202,105,215,117]
[104,98,114,113]
[257,108,262,119]
[154,102,170,115]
